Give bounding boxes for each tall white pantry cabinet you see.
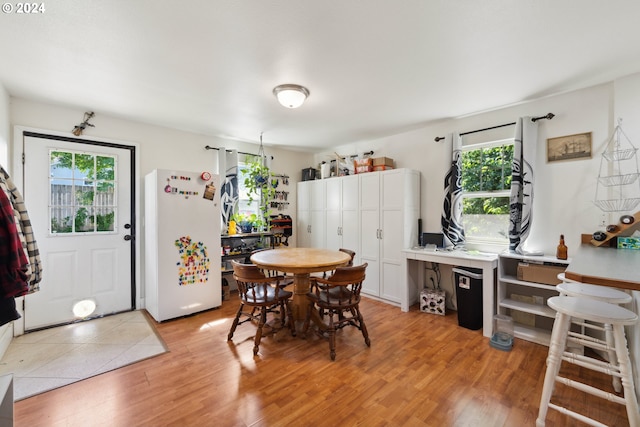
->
[325,174,360,255]
[297,168,420,305]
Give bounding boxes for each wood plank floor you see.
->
[14,297,631,426]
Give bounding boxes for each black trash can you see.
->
[453,267,483,330]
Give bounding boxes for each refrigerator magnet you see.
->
[203,183,216,201]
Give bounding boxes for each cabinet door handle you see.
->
[379,229,383,240]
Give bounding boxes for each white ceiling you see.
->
[2,1,640,151]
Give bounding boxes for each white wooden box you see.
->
[420,288,446,316]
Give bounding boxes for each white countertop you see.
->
[402,247,499,263]
[565,244,640,290]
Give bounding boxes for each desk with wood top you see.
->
[250,248,351,323]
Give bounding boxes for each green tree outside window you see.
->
[50,150,116,234]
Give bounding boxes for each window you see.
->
[49,150,116,234]
[461,138,514,243]
[236,162,260,218]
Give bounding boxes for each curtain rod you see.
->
[204,145,273,160]
[433,113,555,142]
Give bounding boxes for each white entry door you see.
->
[22,133,135,330]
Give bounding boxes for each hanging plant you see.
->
[242,134,276,228]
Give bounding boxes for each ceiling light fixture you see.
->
[273,84,310,109]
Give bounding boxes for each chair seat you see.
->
[556,282,632,304]
[547,296,638,325]
[242,287,293,305]
[310,287,356,306]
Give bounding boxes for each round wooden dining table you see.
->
[250,247,351,325]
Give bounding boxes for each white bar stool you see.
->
[557,273,632,304]
[536,296,639,427]
[556,272,632,392]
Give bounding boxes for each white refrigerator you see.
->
[144,169,222,321]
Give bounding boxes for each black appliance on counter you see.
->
[302,168,317,181]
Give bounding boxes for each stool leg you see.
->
[604,323,622,393]
[612,324,640,426]
[537,311,572,427]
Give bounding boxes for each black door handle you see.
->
[124,235,132,241]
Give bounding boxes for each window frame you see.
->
[49,149,118,235]
[460,137,514,245]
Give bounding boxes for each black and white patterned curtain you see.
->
[509,117,538,254]
[441,133,465,248]
[218,148,239,231]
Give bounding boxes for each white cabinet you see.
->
[497,253,570,346]
[325,175,359,262]
[296,180,325,248]
[297,169,420,306]
[360,169,420,303]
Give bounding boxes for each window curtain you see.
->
[509,117,539,254]
[441,133,465,248]
[217,148,239,231]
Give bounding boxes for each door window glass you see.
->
[49,150,117,234]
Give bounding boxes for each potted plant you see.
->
[243,155,276,225]
[231,212,253,234]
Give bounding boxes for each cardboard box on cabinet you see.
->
[372,157,394,171]
[517,262,565,286]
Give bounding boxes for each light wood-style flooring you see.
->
[14,297,630,426]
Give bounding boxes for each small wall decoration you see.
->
[547,132,592,162]
[203,182,216,201]
[175,236,210,286]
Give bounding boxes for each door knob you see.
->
[124,223,131,229]
[124,235,133,241]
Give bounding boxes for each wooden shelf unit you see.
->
[590,210,640,247]
[497,252,570,346]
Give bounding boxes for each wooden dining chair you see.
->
[228,260,295,356]
[318,248,355,279]
[303,263,370,361]
[250,248,293,288]
[339,248,356,266]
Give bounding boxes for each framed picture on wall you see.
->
[547,132,592,162]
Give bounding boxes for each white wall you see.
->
[316,81,619,256]
[9,98,313,312]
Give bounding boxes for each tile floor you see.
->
[0,310,167,400]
